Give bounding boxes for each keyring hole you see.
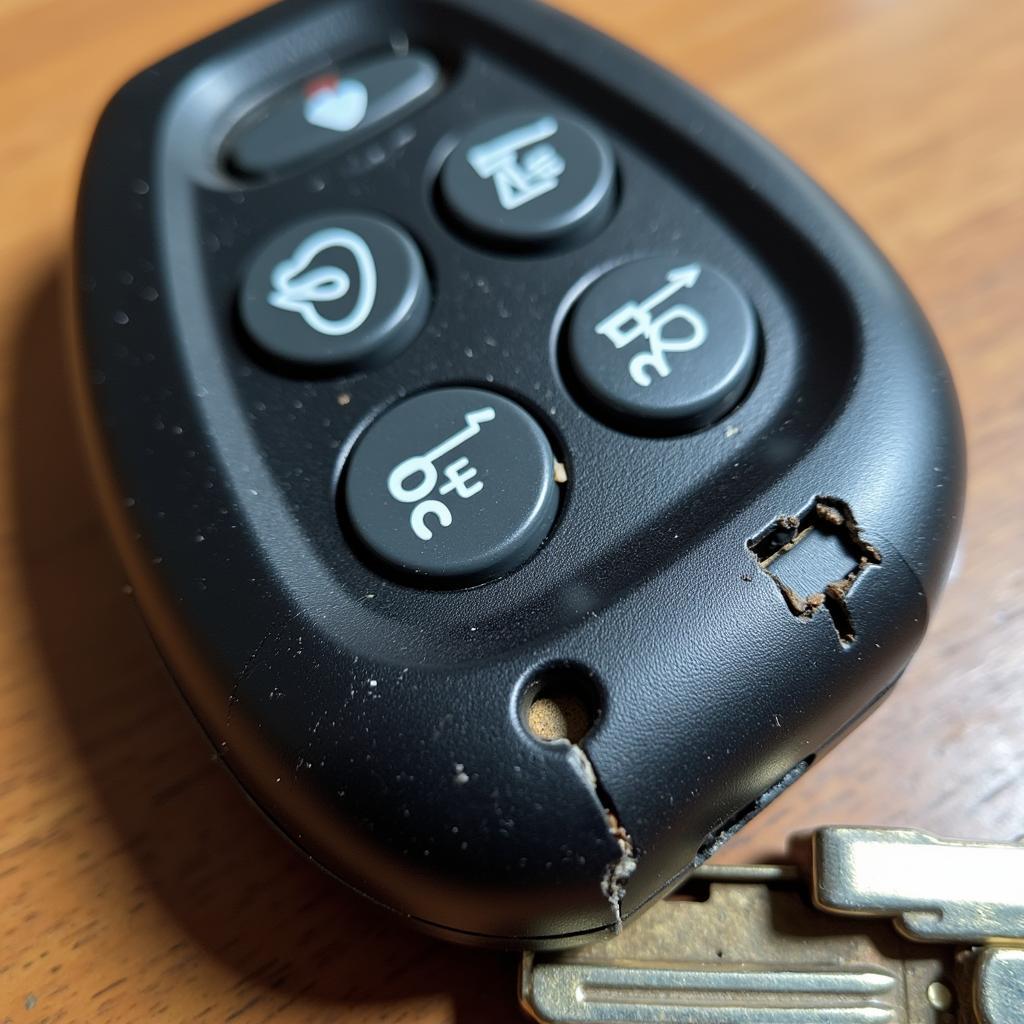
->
[523,665,599,744]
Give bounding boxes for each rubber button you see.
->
[239,212,429,370]
[227,52,440,177]
[344,388,560,583]
[566,258,759,431]
[439,111,614,247]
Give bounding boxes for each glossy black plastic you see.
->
[72,0,964,948]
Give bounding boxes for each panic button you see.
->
[227,52,440,176]
[344,388,560,584]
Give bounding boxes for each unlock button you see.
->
[344,388,560,584]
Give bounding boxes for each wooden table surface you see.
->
[1,0,1022,1020]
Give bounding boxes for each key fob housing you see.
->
[73,0,964,947]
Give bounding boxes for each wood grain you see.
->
[1,0,1022,1019]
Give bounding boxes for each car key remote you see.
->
[72,0,964,947]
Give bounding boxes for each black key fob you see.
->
[72,0,964,947]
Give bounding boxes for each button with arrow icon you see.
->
[566,258,759,432]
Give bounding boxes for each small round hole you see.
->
[523,665,599,744]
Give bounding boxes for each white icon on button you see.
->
[302,75,369,133]
[268,228,377,337]
[594,265,708,386]
[387,408,496,540]
[467,116,566,211]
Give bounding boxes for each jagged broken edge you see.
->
[566,743,637,932]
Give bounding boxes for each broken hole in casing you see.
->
[747,497,881,647]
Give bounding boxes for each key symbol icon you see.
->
[387,408,496,540]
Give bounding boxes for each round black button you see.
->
[439,111,614,247]
[566,258,759,431]
[239,212,429,369]
[344,388,560,584]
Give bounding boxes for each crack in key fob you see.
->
[72,0,965,947]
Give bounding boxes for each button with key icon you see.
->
[439,111,615,248]
[566,257,759,432]
[343,388,560,583]
[239,212,429,370]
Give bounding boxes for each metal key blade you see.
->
[522,860,951,1023]
[521,828,1024,1024]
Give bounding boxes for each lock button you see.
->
[343,388,560,584]
[566,258,759,432]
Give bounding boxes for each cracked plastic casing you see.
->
[71,0,964,947]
